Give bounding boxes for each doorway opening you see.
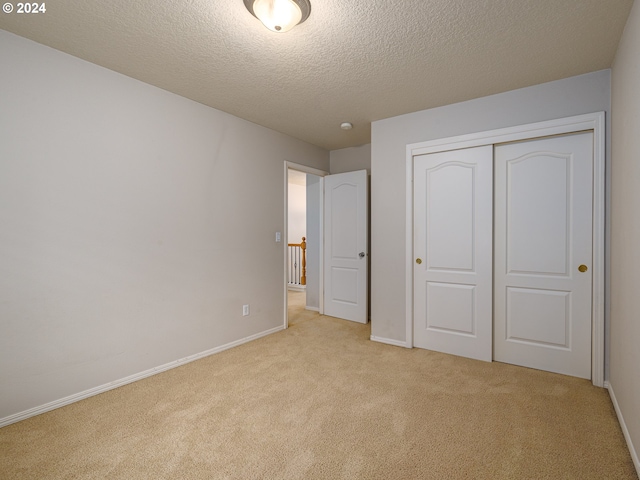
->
[284,163,370,328]
[284,162,327,329]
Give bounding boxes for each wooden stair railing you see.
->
[287,236,307,286]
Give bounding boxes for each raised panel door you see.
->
[494,132,593,378]
[413,146,493,361]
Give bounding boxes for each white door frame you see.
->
[284,162,329,329]
[404,112,606,387]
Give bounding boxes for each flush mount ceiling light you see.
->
[244,0,311,33]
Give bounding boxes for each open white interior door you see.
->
[323,170,368,323]
[413,146,493,361]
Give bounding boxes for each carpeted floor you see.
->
[0,291,637,479]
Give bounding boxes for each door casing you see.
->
[405,112,606,387]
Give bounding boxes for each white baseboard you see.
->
[606,381,640,476]
[287,285,306,292]
[305,306,320,312]
[370,335,409,348]
[0,325,285,428]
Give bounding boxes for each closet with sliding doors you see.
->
[409,113,605,386]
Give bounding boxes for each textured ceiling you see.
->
[0,0,634,150]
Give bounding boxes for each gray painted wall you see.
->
[0,31,329,422]
[610,0,640,471]
[330,144,371,174]
[370,70,612,360]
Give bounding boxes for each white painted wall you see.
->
[370,71,612,350]
[330,144,371,174]
[305,175,321,309]
[0,31,328,423]
[610,0,640,472]
[287,183,306,245]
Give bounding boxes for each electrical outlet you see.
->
[242,304,250,316]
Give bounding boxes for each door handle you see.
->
[416,258,422,264]
[359,252,366,259]
[578,264,588,273]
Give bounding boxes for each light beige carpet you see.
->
[1,291,637,479]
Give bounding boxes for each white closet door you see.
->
[494,132,593,379]
[413,146,493,361]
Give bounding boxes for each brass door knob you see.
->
[578,264,588,273]
[416,258,422,265]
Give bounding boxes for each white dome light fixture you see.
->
[244,0,311,33]
[340,122,353,130]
